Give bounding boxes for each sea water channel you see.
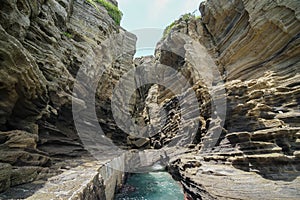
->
[114,172,184,200]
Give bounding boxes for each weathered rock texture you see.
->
[0,0,136,195]
[201,0,300,177]
[1,0,300,199]
[149,0,300,199]
[0,156,125,200]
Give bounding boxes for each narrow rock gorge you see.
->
[0,0,299,199]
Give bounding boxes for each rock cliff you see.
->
[0,0,299,199]
[149,0,300,199]
[0,0,136,195]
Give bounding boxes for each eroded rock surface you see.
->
[0,0,136,194]
[0,0,299,199]
[151,0,300,199]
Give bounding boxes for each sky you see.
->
[117,0,204,57]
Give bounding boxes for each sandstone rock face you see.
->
[0,0,136,194]
[200,0,300,81]
[0,0,299,199]
[152,0,300,199]
[126,4,300,199]
[0,163,12,192]
[169,154,300,200]
[199,0,300,177]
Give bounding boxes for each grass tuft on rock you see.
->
[63,31,73,38]
[86,0,123,25]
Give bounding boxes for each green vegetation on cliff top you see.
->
[163,13,200,38]
[86,0,123,25]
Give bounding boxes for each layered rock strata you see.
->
[0,0,136,195]
[0,0,300,199]
[150,0,300,199]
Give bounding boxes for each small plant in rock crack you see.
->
[63,31,73,39]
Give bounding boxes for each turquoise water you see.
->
[114,172,184,200]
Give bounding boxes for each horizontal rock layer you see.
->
[0,0,136,194]
[199,0,300,177]
[0,0,299,199]
[140,0,300,199]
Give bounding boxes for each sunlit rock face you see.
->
[198,0,300,173]
[154,0,300,199]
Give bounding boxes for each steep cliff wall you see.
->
[151,0,300,199]
[0,0,136,194]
